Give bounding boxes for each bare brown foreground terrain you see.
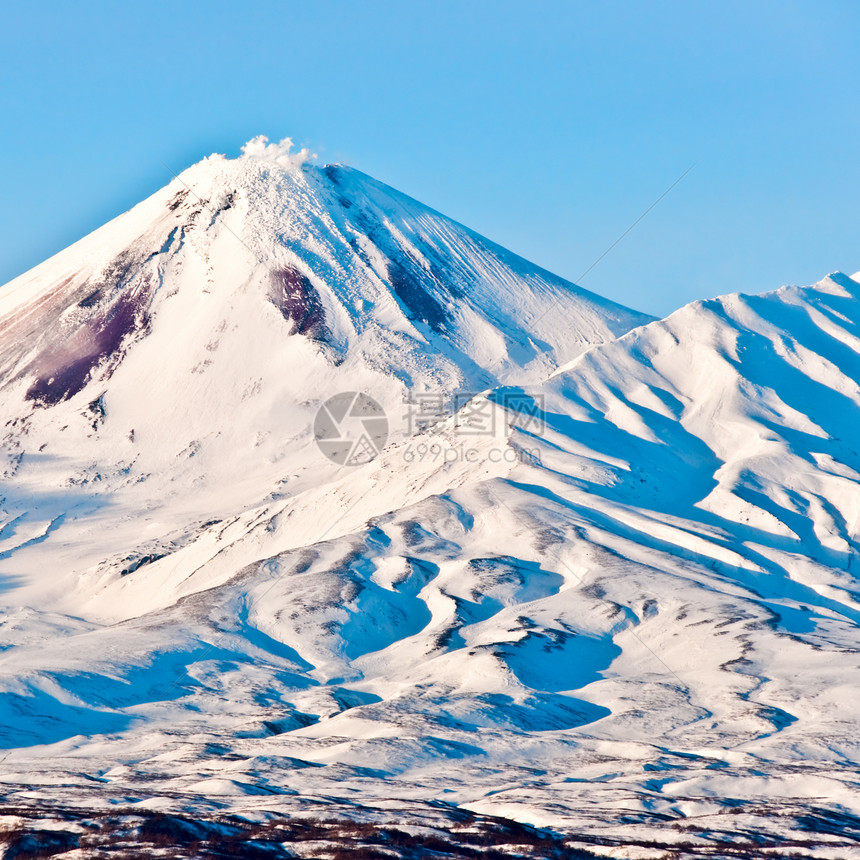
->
[2,801,858,859]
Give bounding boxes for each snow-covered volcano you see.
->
[0,139,650,585]
[0,141,859,858]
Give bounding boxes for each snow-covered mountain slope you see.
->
[0,142,859,856]
[0,139,650,614]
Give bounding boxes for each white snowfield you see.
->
[0,141,858,857]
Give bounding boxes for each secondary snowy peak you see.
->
[542,269,860,536]
[527,269,860,591]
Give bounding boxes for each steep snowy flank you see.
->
[0,143,858,855]
[0,144,650,612]
[0,141,649,410]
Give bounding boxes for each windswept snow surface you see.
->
[0,144,859,856]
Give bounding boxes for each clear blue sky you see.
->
[1,0,858,316]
